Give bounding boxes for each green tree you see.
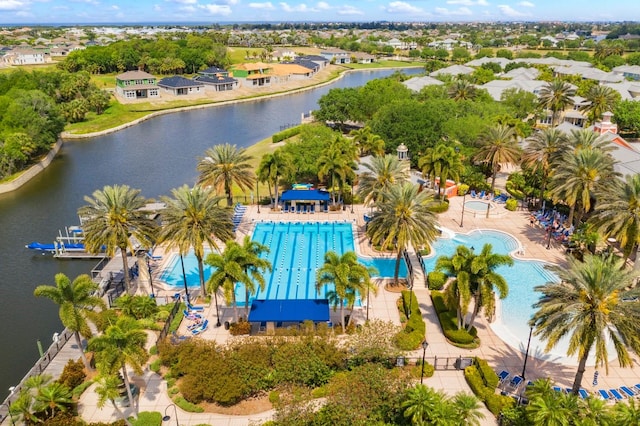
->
[522,128,567,205]
[447,78,477,101]
[613,397,640,424]
[79,184,158,292]
[473,124,521,192]
[237,235,272,319]
[93,374,133,426]
[501,88,540,120]
[349,126,386,157]
[367,183,439,285]
[419,143,464,200]
[33,381,73,420]
[531,254,640,394]
[315,87,361,128]
[316,251,377,333]
[452,393,485,426]
[580,85,620,125]
[34,273,105,371]
[257,149,294,210]
[196,143,255,206]
[614,100,640,136]
[357,154,408,208]
[317,137,357,206]
[538,79,576,126]
[158,184,234,296]
[89,316,148,417]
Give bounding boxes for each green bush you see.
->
[149,359,162,374]
[131,411,162,426]
[268,390,280,404]
[229,321,251,335]
[428,200,450,213]
[444,328,477,345]
[394,290,427,350]
[311,386,328,398]
[457,184,469,196]
[430,291,448,314]
[418,246,431,256]
[427,271,446,290]
[464,358,512,416]
[394,329,425,350]
[57,359,86,390]
[485,393,515,416]
[149,345,158,356]
[505,181,525,200]
[505,198,518,211]
[272,125,302,143]
[72,380,93,399]
[475,357,500,389]
[432,293,479,347]
[173,396,204,413]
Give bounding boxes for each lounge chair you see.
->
[620,386,636,398]
[509,375,524,388]
[634,384,640,394]
[497,370,509,383]
[191,319,209,335]
[598,389,611,400]
[470,189,477,198]
[187,303,204,311]
[578,389,589,399]
[310,204,315,214]
[283,205,289,213]
[552,386,564,393]
[610,388,624,401]
[479,190,486,199]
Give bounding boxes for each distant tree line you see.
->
[58,35,230,75]
[0,69,109,179]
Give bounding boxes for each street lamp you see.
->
[406,283,413,318]
[162,403,179,426]
[460,192,466,228]
[256,183,261,214]
[521,326,534,381]
[546,226,552,250]
[145,254,155,297]
[213,286,222,327]
[420,340,429,384]
[179,254,190,305]
[350,182,354,214]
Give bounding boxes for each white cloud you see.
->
[338,5,364,15]
[497,4,526,17]
[0,0,27,10]
[167,0,198,4]
[436,6,473,15]
[111,5,119,10]
[316,1,331,10]
[518,1,534,6]
[385,1,423,14]
[198,4,233,15]
[249,2,275,9]
[446,0,489,6]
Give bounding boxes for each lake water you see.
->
[0,67,423,400]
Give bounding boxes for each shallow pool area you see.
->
[464,200,494,212]
[160,221,407,306]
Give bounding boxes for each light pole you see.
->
[521,326,533,381]
[460,192,466,227]
[546,226,552,250]
[350,182,354,214]
[406,283,413,318]
[213,285,222,327]
[162,403,179,426]
[420,340,429,384]
[256,183,261,214]
[146,254,155,297]
[179,254,190,305]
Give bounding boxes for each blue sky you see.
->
[0,0,637,25]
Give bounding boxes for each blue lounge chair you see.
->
[497,370,509,383]
[610,388,624,401]
[578,389,589,399]
[470,189,477,198]
[620,386,636,398]
[187,303,204,311]
[598,389,611,400]
[479,190,486,199]
[191,319,209,335]
[552,386,563,393]
[634,384,640,393]
[283,205,289,213]
[509,375,524,388]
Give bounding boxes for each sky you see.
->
[0,0,638,25]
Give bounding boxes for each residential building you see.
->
[157,76,205,96]
[230,62,273,87]
[320,49,350,64]
[115,70,159,99]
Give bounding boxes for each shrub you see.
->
[229,321,251,335]
[427,271,446,290]
[311,386,328,398]
[505,181,525,200]
[173,396,204,413]
[418,246,431,256]
[58,359,86,390]
[428,200,450,213]
[268,390,280,404]
[149,346,158,356]
[464,358,512,416]
[505,198,518,211]
[272,125,301,143]
[457,184,469,196]
[475,357,499,389]
[430,291,448,314]
[394,290,426,350]
[485,393,515,416]
[131,411,162,426]
[149,359,162,373]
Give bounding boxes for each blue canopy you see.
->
[248,299,330,322]
[280,189,330,202]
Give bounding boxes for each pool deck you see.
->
[72,197,640,426]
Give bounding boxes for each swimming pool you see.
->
[160,221,407,305]
[464,200,494,212]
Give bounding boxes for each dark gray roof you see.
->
[194,74,237,85]
[157,76,204,89]
[199,66,228,75]
[285,59,318,71]
[299,55,328,63]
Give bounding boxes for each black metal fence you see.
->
[403,249,414,288]
[156,301,182,348]
[389,355,473,371]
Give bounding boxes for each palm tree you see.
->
[158,184,234,296]
[402,384,448,425]
[205,240,254,323]
[436,245,474,329]
[237,236,272,319]
[317,138,357,206]
[79,185,158,292]
[590,174,640,264]
[94,374,133,426]
[473,124,521,192]
[525,391,574,426]
[34,273,105,371]
[531,254,640,394]
[580,85,620,125]
[34,381,73,420]
[257,149,294,210]
[421,143,464,200]
[613,398,640,424]
[367,183,439,286]
[451,393,485,426]
[196,143,255,206]
[550,148,618,225]
[566,129,614,153]
[316,251,377,333]
[522,128,567,206]
[357,154,408,207]
[448,78,477,101]
[89,316,148,416]
[538,79,576,126]
[350,126,386,157]
[418,146,438,191]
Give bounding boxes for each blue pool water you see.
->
[464,200,494,212]
[160,221,407,305]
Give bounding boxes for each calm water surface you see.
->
[0,68,422,399]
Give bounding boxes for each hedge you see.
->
[131,412,162,426]
[427,271,446,290]
[272,125,302,143]
[431,291,448,314]
[505,181,525,200]
[428,199,450,213]
[431,291,478,347]
[394,290,427,350]
[457,184,469,196]
[464,361,514,416]
[505,198,518,211]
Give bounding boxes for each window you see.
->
[149,89,158,97]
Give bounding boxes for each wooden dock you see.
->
[54,251,107,260]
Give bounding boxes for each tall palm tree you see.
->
[522,128,567,206]
[89,316,148,417]
[580,85,620,125]
[316,251,377,333]
[350,126,386,157]
[357,154,408,207]
[34,273,105,371]
[317,138,357,206]
[205,240,253,323]
[158,184,234,296]
[613,398,640,424]
[550,148,618,225]
[94,374,133,426]
[473,124,521,192]
[196,143,255,206]
[538,79,576,126]
[425,143,464,200]
[590,174,640,264]
[418,146,438,191]
[79,184,158,292]
[436,245,474,329]
[531,254,640,394]
[525,391,575,426]
[448,78,477,101]
[237,236,272,319]
[367,183,439,286]
[566,129,614,153]
[257,148,294,210]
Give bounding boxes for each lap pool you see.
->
[160,221,407,305]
